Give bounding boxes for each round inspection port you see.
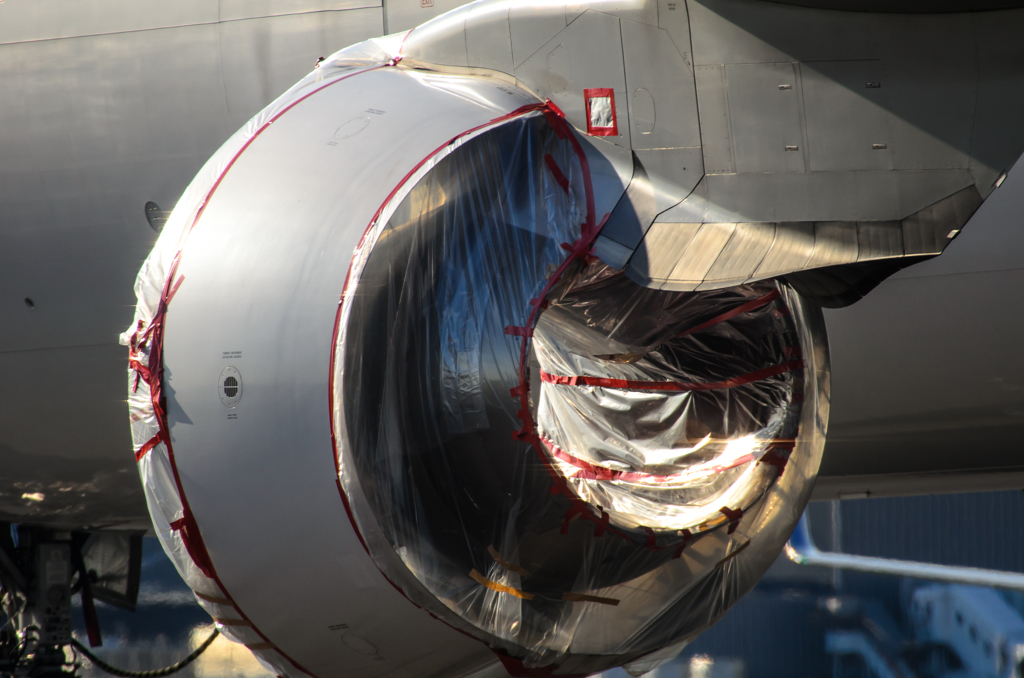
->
[219,366,242,408]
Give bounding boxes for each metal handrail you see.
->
[785,512,1024,591]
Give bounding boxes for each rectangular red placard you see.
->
[584,88,617,136]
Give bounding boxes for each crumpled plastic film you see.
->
[335,106,827,672]
[532,268,800,533]
[121,36,406,668]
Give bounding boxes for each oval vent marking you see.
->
[219,367,242,408]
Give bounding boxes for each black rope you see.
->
[70,628,220,678]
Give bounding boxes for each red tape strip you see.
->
[504,325,534,338]
[544,154,571,194]
[719,506,743,535]
[539,359,803,392]
[672,289,780,339]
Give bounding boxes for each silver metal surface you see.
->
[786,512,1024,590]
[0,0,384,529]
[627,185,982,291]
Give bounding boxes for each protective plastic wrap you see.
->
[121,36,412,678]
[334,108,828,673]
[123,29,827,677]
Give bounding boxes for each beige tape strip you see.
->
[715,539,752,567]
[487,545,529,576]
[469,569,535,600]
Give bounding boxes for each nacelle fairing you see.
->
[122,33,827,678]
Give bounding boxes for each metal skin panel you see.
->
[628,183,984,293]
[0,6,383,528]
[386,0,471,33]
[800,60,893,172]
[621,18,702,151]
[568,0,659,28]
[466,0,515,73]
[700,221,778,288]
[626,221,702,287]
[221,10,386,125]
[509,0,567,68]
[968,11,1024,196]
[0,0,218,44]
[689,0,883,66]
[219,0,383,21]
[400,3,473,66]
[725,62,806,174]
[0,0,380,45]
[635,147,705,213]
[752,221,815,279]
[164,67,530,678]
[878,15,974,172]
[693,65,735,174]
[515,11,630,148]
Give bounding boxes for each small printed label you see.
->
[365,109,385,115]
[421,0,433,7]
[328,624,350,631]
[227,413,238,420]
[222,351,242,360]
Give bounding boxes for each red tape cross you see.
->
[539,359,803,392]
[135,430,167,462]
[672,289,780,339]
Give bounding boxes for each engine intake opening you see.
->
[335,114,826,670]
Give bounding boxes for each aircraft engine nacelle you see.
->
[122,0,1024,667]
[122,34,828,678]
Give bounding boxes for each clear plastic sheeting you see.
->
[534,269,801,533]
[335,109,829,673]
[121,35,411,678]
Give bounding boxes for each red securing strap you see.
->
[593,511,610,537]
[170,514,215,579]
[539,359,804,392]
[759,443,794,476]
[644,527,657,550]
[545,99,566,119]
[720,506,743,535]
[544,154,571,195]
[166,275,185,304]
[135,431,166,462]
[548,476,573,497]
[672,530,693,559]
[672,289,780,339]
[505,325,534,338]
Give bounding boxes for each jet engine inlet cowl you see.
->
[334,100,830,672]
[123,36,829,678]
